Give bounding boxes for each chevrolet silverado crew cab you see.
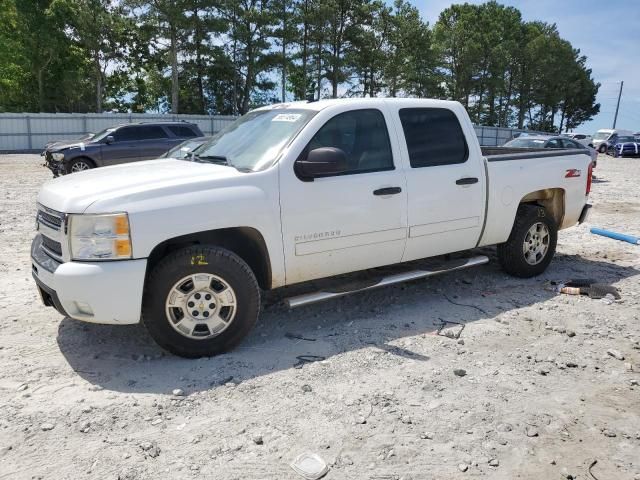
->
[31,99,593,358]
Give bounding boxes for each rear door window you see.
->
[114,126,168,141]
[168,125,198,138]
[138,126,168,140]
[399,108,468,168]
[546,139,562,149]
[561,139,580,149]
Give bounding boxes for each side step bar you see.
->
[285,255,489,308]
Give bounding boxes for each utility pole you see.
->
[613,81,624,128]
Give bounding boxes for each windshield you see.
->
[77,132,95,141]
[166,138,208,159]
[91,127,116,142]
[504,138,547,148]
[616,136,635,143]
[593,131,610,140]
[194,109,316,171]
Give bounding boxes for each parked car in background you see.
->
[563,133,592,146]
[591,128,634,153]
[42,121,204,176]
[606,135,640,157]
[161,136,210,160]
[503,135,598,166]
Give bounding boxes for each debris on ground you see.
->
[607,349,625,361]
[290,452,329,480]
[293,355,326,369]
[590,227,640,245]
[285,332,317,342]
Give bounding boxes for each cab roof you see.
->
[253,97,462,112]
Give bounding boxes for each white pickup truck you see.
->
[32,98,592,357]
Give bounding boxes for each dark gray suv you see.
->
[43,122,204,176]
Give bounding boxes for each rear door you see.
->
[279,107,408,284]
[389,106,485,262]
[136,125,172,159]
[166,125,200,149]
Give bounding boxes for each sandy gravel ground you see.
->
[0,154,639,480]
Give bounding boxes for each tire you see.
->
[142,245,260,358]
[598,144,606,153]
[497,204,557,278]
[67,158,94,174]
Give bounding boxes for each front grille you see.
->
[41,235,63,257]
[37,209,63,231]
[36,206,66,262]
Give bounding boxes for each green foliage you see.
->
[0,0,600,130]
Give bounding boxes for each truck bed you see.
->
[481,146,590,161]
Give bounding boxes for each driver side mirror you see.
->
[105,135,115,144]
[295,147,348,181]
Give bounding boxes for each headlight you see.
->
[69,213,132,260]
[51,152,65,161]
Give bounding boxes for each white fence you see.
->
[0,113,236,151]
[0,112,547,151]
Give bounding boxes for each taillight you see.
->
[586,162,593,195]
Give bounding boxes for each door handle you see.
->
[373,187,402,196]
[456,177,478,185]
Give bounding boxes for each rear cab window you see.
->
[398,108,468,167]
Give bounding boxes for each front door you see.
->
[388,106,485,262]
[279,107,408,285]
[102,126,142,165]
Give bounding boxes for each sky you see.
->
[414,0,640,134]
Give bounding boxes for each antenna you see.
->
[613,81,623,129]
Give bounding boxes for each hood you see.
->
[46,139,98,152]
[37,159,244,213]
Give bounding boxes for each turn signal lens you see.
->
[114,215,130,235]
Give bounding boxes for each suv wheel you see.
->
[497,205,557,278]
[143,246,260,358]
[67,158,93,173]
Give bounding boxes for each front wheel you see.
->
[598,144,607,153]
[67,158,93,173]
[497,205,557,278]
[143,246,260,358]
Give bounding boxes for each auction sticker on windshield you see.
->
[272,113,302,122]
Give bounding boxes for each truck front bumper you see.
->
[31,234,146,325]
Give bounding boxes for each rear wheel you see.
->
[497,205,557,278]
[143,246,260,358]
[67,158,93,173]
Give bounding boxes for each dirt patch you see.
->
[0,154,639,479]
